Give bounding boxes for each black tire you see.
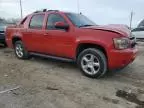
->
[14,41,29,59]
[77,48,107,78]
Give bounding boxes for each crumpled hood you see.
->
[82,24,131,37]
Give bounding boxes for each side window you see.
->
[29,14,45,29]
[47,14,66,30]
[132,27,144,32]
[132,28,140,32]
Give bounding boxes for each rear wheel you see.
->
[14,41,29,59]
[77,48,107,78]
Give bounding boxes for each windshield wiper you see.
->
[79,25,94,27]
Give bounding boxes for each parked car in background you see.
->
[0,23,7,46]
[132,27,144,40]
[6,9,137,78]
[132,19,144,40]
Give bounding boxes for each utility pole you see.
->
[77,0,80,13]
[129,11,133,30]
[20,0,23,19]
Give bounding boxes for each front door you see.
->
[43,13,75,58]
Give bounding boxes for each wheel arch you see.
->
[12,36,22,47]
[76,42,108,60]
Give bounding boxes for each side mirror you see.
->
[54,22,69,30]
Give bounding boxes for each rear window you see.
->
[29,14,45,29]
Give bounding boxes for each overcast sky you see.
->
[0,0,144,27]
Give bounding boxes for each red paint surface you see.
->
[5,11,137,69]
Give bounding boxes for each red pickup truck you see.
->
[6,10,137,78]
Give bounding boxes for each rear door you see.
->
[23,14,45,52]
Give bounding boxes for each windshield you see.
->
[66,13,96,27]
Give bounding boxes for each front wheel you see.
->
[77,48,107,78]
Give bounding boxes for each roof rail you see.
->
[34,9,59,13]
[34,9,47,13]
[47,10,59,12]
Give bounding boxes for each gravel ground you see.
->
[0,43,144,108]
